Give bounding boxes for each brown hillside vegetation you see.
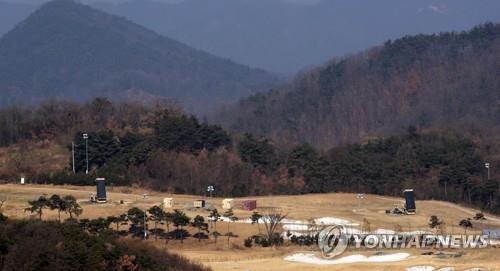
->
[215,23,500,149]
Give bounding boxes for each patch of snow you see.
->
[489,239,500,246]
[314,217,351,225]
[283,224,309,231]
[284,252,410,265]
[218,217,253,223]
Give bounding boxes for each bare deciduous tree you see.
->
[260,208,286,246]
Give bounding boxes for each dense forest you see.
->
[215,23,500,148]
[0,0,279,113]
[0,98,498,214]
[0,218,210,271]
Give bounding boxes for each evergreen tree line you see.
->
[22,194,288,249]
[21,195,250,248]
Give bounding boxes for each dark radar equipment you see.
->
[404,189,416,215]
[96,178,107,203]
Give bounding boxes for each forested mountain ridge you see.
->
[215,23,500,149]
[0,0,279,113]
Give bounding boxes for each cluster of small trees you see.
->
[24,194,82,221]
[244,210,287,248]
[78,207,197,243]
[429,214,485,235]
[24,198,245,247]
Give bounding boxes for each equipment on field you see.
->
[404,189,416,214]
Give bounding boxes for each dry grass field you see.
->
[0,184,499,271]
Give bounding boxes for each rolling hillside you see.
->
[215,23,500,148]
[0,0,280,113]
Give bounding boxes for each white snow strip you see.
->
[314,217,351,225]
[283,224,309,231]
[489,240,500,246]
[218,216,358,228]
[284,252,410,265]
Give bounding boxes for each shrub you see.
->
[244,237,253,248]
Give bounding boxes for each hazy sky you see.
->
[4,0,322,4]
[1,0,499,74]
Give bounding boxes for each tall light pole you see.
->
[485,162,490,180]
[143,211,147,240]
[72,142,75,174]
[207,185,214,198]
[83,133,89,174]
[356,193,364,211]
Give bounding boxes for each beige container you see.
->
[163,198,174,208]
[193,200,206,208]
[222,198,234,210]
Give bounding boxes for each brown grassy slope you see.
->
[0,141,68,179]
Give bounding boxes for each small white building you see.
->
[222,198,234,210]
[20,177,25,185]
[163,198,174,208]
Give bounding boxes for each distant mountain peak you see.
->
[0,0,280,113]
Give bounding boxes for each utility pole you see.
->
[72,142,75,173]
[207,185,214,198]
[143,211,147,240]
[83,133,89,174]
[356,193,364,211]
[485,162,490,180]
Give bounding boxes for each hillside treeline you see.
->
[215,23,500,149]
[0,97,161,147]
[0,99,499,213]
